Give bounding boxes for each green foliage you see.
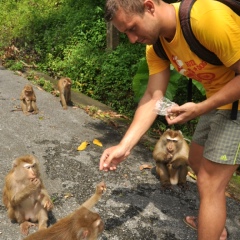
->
[133,58,206,103]
[132,58,149,102]
[34,77,54,92]
[95,43,145,115]
[132,60,183,103]
[0,0,106,62]
[7,61,24,71]
[26,72,54,93]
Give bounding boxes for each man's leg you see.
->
[188,141,203,174]
[186,141,231,239]
[197,157,238,240]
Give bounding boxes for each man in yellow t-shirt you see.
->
[99,0,240,239]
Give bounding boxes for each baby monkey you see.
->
[57,77,72,110]
[25,182,106,240]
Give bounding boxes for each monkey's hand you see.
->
[39,190,54,211]
[96,182,106,196]
[29,178,41,192]
[30,178,41,189]
[166,153,173,161]
[43,198,54,211]
[170,158,187,169]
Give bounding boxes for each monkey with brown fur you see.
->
[20,84,39,115]
[57,77,72,110]
[24,182,106,240]
[153,129,189,189]
[2,155,53,236]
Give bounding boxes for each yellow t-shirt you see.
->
[146,0,240,110]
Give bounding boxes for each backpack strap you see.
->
[230,100,239,120]
[153,37,169,61]
[179,0,222,65]
[217,0,240,15]
[187,78,193,102]
[231,73,239,120]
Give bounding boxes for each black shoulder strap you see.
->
[180,0,222,65]
[231,73,239,120]
[218,0,240,15]
[152,36,169,61]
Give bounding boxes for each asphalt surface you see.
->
[0,65,240,240]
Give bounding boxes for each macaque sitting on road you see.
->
[153,129,189,189]
[20,84,39,115]
[2,155,53,235]
[57,77,72,110]
[24,182,106,240]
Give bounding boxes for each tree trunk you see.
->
[106,22,119,50]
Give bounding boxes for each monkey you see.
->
[57,77,72,110]
[20,84,39,115]
[153,129,189,189]
[2,155,53,236]
[24,182,106,240]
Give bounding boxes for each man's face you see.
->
[112,7,160,45]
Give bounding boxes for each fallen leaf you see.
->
[93,139,103,147]
[225,191,232,198]
[37,86,43,91]
[64,193,73,199]
[139,164,153,171]
[77,141,90,151]
[15,71,23,76]
[188,171,197,180]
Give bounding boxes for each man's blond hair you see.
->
[104,0,161,21]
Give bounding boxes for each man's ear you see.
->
[144,0,155,14]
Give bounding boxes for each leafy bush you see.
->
[94,43,145,115]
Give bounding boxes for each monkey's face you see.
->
[63,80,72,88]
[24,163,38,179]
[25,90,33,97]
[166,139,178,153]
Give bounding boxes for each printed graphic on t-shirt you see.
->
[171,55,215,83]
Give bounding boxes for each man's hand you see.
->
[99,144,130,171]
[166,102,200,125]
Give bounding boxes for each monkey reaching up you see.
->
[57,77,72,110]
[20,84,39,115]
[2,155,53,235]
[153,129,189,189]
[24,182,106,240]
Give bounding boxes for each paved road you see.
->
[0,66,239,240]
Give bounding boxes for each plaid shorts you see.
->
[192,110,240,165]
